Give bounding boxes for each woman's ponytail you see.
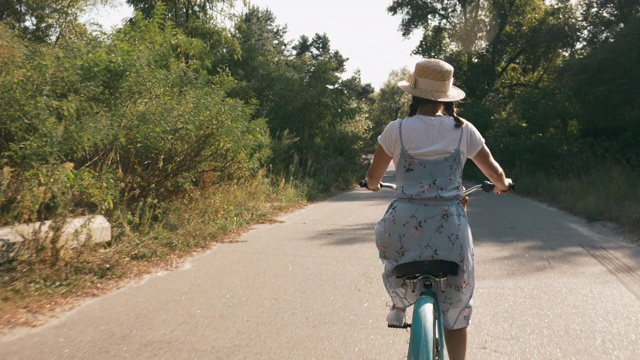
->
[408,101,419,117]
[443,102,465,128]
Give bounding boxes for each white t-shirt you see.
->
[378,115,485,166]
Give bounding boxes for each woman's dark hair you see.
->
[408,96,465,128]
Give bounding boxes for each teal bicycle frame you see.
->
[406,274,448,360]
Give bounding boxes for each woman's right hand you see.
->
[494,178,513,194]
[365,177,381,192]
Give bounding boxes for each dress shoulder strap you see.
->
[456,126,464,150]
[398,119,408,153]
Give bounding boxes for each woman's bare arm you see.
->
[365,145,393,191]
[471,145,512,194]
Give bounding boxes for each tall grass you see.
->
[463,147,640,235]
[0,175,307,329]
[514,165,640,233]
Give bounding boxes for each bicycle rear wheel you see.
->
[407,296,439,360]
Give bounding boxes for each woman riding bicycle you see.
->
[364,59,512,360]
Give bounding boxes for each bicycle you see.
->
[360,180,514,360]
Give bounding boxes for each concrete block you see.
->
[0,215,111,263]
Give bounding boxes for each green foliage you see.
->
[1,0,375,276]
[565,14,640,145]
[0,0,98,44]
[229,7,374,192]
[125,0,241,72]
[0,163,117,226]
[126,0,236,24]
[485,13,640,175]
[228,6,288,117]
[0,24,99,167]
[0,10,272,230]
[389,0,579,104]
[367,69,410,149]
[81,14,271,205]
[578,0,640,47]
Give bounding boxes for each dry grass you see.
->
[0,177,307,332]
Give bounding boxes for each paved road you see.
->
[2,170,640,359]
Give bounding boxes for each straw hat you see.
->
[398,59,465,101]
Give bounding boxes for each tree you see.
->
[126,0,234,24]
[125,0,241,71]
[578,0,640,48]
[228,6,288,117]
[567,14,640,145]
[387,0,579,104]
[82,11,270,204]
[231,5,374,186]
[368,69,409,147]
[0,0,104,44]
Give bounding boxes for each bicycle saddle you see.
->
[392,260,459,278]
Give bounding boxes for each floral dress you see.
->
[375,119,474,330]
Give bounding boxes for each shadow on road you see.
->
[315,182,640,297]
[310,223,377,246]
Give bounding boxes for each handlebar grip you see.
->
[481,181,494,192]
[481,181,516,192]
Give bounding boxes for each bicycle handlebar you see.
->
[359,179,396,190]
[464,181,516,195]
[360,180,515,194]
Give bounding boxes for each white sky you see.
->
[87,0,422,90]
[247,0,422,89]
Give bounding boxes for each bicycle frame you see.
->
[407,276,447,360]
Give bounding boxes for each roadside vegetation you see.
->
[1,0,638,329]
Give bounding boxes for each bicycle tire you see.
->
[407,296,438,360]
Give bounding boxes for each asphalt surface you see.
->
[1,169,639,359]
